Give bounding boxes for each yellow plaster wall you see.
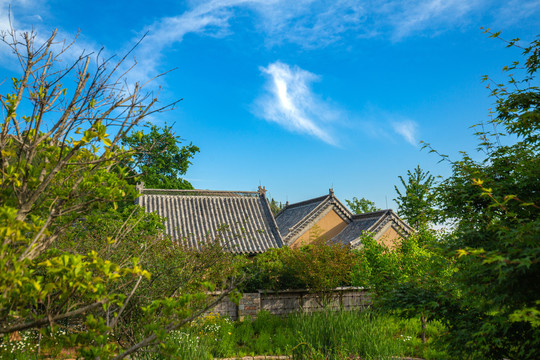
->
[291,209,348,247]
[376,226,401,249]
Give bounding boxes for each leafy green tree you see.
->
[243,246,302,292]
[424,32,540,359]
[56,205,247,354]
[122,123,199,189]
[352,230,455,344]
[269,198,284,216]
[244,238,358,305]
[360,33,540,359]
[0,29,236,359]
[0,28,157,358]
[346,197,380,214]
[284,238,359,304]
[394,165,437,229]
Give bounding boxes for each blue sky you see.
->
[1,0,539,209]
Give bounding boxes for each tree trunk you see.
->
[421,313,427,343]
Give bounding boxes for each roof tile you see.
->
[138,189,283,254]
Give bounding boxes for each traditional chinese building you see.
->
[137,185,413,253]
[275,189,414,249]
[136,184,283,254]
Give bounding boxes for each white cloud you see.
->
[392,120,419,146]
[0,0,102,71]
[254,61,339,145]
[493,0,540,27]
[0,1,48,68]
[0,0,46,33]
[125,0,488,81]
[4,0,540,82]
[129,0,365,81]
[130,1,241,81]
[383,0,477,40]
[247,0,366,47]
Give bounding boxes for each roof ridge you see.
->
[141,188,260,197]
[387,210,416,234]
[329,195,353,220]
[351,209,392,220]
[280,194,329,210]
[260,195,284,248]
[283,195,333,243]
[366,210,393,232]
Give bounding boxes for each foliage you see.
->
[243,239,358,299]
[346,196,380,214]
[1,310,448,360]
[394,165,438,229]
[133,330,213,360]
[122,123,199,190]
[290,311,446,359]
[0,28,164,358]
[283,238,359,304]
[0,330,38,359]
[353,230,455,344]
[0,29,236,359]
[219,310,444,359]
[290,310,411,360]
[422,31,540,359]
[243,246,300,292]
[53,205,246,350]
[268,198,284,216]
[347,32,540,360]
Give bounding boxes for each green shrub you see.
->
[243,239,359,293]
[213,316,235,357]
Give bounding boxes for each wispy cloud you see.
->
[346,106,421,147]
[0,1,104,70]
[128,1,237,81]
[493,0,540,27]
[0,0,51,37]
[130,0,364,80]
[3,0,537,146]
[392,120,419,146]
[247,0,365,47]
[383,0,477,40]
[254,61,339,145]
[4,0,540,81]
[0,1,49,68]
[126,0,488,81]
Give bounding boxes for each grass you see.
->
[139,309,447,360]
[289,310,406,359]
[1,310,447,359]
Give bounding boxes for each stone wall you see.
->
[211,295,238,319]
[208,287,371,321]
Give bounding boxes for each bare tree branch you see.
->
[0,299,107,334]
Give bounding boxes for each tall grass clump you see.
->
[134,331,213,360]
[290,309,407,359]
[231,310,294,356]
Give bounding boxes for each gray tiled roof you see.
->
[275,190,353,245]
[275,195,327,237]
[276,190,413,249]
[331,210,391,245]
[137,188,283,254]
